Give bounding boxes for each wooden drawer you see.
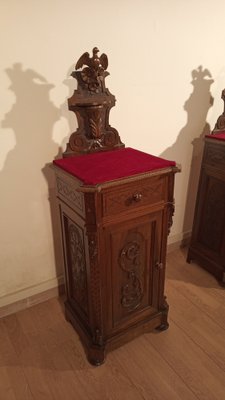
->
[102,175,167,216]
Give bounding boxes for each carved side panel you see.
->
[64,217,88,316]
[199,177,225,252]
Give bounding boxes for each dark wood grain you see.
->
[54,168,178,365]
[53,48,179,365]
[187,92,225,284]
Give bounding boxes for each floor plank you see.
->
[111,335,198,400]
[147,320,225,400]
[1,248,225,400]
[0,319,34,400]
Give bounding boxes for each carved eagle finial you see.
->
[75,47,108,72]
[75,47,108,92]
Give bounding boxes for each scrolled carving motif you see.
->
[120,242,140,272]
[121,272,143,309]
[119,239,143,311]
[103,131,117,147]
[69,133,88,152]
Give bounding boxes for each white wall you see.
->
[1,0,225,306]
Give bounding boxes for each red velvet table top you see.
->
[205,132,225,141]
[53,147,176,185]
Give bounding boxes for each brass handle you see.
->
[132,193,142,202]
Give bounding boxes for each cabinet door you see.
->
[104,211,163,335]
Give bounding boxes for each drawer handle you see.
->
[132,192,142,202]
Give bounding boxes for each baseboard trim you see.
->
[0,276,65,318]
[167,231,191,253]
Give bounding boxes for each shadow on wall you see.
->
[61,64,78,139]
[160,66,214,238]
[0,63,63,295]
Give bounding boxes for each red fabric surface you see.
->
[206,132,225,141]
[53,147,176,185]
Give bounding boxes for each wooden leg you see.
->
[155,321,169,331]
[87,345,106,366]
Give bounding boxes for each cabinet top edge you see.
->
[53,164,180,192]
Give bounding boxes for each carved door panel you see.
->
[193,168,225,265]
[104,211,163,334]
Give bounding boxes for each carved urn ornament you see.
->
[64,47,124,157]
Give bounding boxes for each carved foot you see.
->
[87,346,106,366]
[155,322,169,332]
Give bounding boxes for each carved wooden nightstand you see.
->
[187,90,225,284]
[52,48,179,365]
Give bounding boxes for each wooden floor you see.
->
[1,247,225,400]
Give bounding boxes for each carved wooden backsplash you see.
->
[64,47,124,157]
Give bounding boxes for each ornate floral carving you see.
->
[119,238,143,311]
[68,223,88,313]
[88,109,102,139]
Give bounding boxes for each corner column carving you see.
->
[84,192,104,347]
